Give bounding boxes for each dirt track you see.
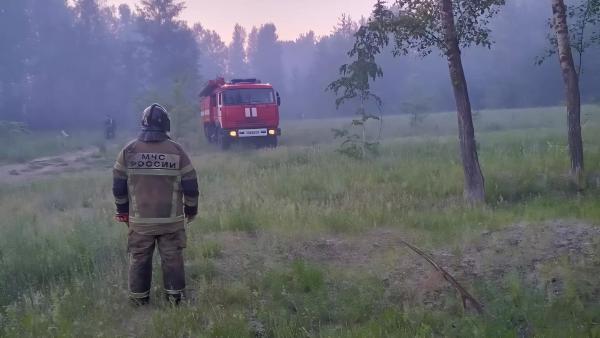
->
[0,148,106,183]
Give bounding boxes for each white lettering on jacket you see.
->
[128,153,180,170]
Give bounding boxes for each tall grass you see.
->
[191,126,600,242]
[1,106,600,337]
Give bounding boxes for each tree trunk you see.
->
[552,0,585,188]
[439,0,485,204]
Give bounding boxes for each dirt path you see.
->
[0,148,107,183]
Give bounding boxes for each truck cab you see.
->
[200,78,281,149]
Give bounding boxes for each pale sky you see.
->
[105,0,374,42]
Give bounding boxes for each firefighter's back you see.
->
[117,138,195,235]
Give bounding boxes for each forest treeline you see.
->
[1,0,599,129]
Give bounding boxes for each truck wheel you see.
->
[221,138,231,150]
[218,130,231,150]
[266,136,278,148]
[204,124,217,143]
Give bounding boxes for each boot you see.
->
[130,296,150,307]
[165,290,184,305]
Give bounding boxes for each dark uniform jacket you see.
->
[112,138,199,235]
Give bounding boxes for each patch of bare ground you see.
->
[0,148,107,183]
[200,221,600,309]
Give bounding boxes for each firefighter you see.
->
[112,103,199,305]
[104,115,116,139]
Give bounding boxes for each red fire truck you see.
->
[199,78,281,149]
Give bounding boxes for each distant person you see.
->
[104,115,116,139]
[112,103,199,306]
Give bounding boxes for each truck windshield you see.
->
[222,89,274,105]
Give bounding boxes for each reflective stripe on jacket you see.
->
[113,139,198,235]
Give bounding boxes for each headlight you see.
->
[268,129,276,135]
[229,131,237,137]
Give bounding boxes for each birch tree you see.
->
[550,0,595,187]
[332,0,505,204]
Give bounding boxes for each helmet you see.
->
[141,103,170,132]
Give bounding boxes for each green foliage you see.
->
[352,0,506,61]
[328,0,505,164]
[332,112,381,160]
[326,4,384,109]
[331,0,506,120]
[327,12,384,160]
[538,0,600,75]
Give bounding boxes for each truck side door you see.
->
[217,92,223,127]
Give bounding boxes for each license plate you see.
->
[238,128,267,137]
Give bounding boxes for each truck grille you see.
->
[230,120,271,128]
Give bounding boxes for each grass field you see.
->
[0,131,112,165]
[1,106,600,337]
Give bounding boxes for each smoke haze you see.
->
[1,0,599,130]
